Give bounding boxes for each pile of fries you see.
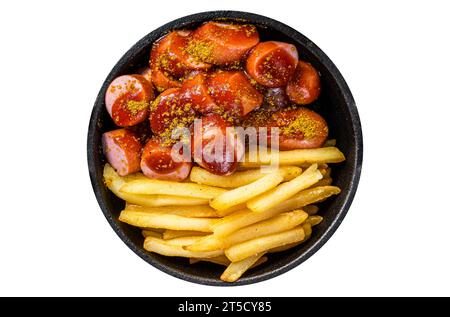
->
[103,145,345,282]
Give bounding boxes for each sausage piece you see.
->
[207,70,263,119]
[189,22,259,65]
[102,129,142,176]
[286,60,321,105]
[141,138,192,181]
[246,41,298,87]
[105,75,154,127]
[192,113,244,175]
[181,72,217,114]
[149,88,196,137]
[243,107,328,150]
[270,108,328,150]
[150,31,211,81]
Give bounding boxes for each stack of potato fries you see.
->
[103,145,345,282]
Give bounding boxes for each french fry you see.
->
[311,177,333,188]
[307,215,323,226]
[303,222,313,239]
[119,209,216,232]
[269,223,312,253]
[120,178,227,199]
[210,170,285,211]
[267,186,341,213]
[189,166,301,188]
[323,139,336,147]
[164,236,205,246]
[212,209,277,237]
[125,204,219,218]
[221,253,266,282]
[302,205,319,215]
[189,256,268,269]
[247,164,323,213]
[189,255,231,266]
[163,230,209,240]
[241,147,345,167]
[103,164,208,206]
[217,203,248,217]
[141,229,163,239]
[144,237,223,258]
[225,227,305,262]
[187,210,308,252]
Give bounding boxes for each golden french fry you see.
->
[212,209,277,237]
[189,255,231,266]
[125,195,209,207]
[210,170,285,211]
[323,139,336,147]
[189,166,301,188]
[164,236,205,246]
[303,222,312,239]
[247,164,323,213]
[225,227,305,262]
[323,167,331,178]
[220,253,266,282]
[302,205,319,215]
[311,177,333,188]
[120,178,227,200]
[307,215,323,226]
[269,186,341,213]
[241,147,345,167]
[119,209,216,232]
[103,164,208,206]
[252,256,268,268]
[217,203,248,217]
[163,230,209,240]
[144,237,223,258]
[125,204,219,218]
[269,223,312,253]
[187,210,308,252]
[141,229,163,239]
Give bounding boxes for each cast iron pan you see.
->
[87,11,363,286]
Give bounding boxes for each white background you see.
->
[1,0,449,296]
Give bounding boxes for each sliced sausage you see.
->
[192,113,244,175]
[207,70,263,119]
[286,60,321,105]
[150,30,211,79]
[141,138,192,181]
[270,108,328,150]
[149,88,196,137]
[243,107,328,150]
[190,22,259,65]
[102,129,142,176]
[105,75,154,127]
[246,41,298,87]
[150,67,181,92]
[181,72,216,114]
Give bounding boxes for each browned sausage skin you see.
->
[189,22,259,66]
[102,129,142,176]
[246,41,298,87]
[141,138,192,181]
[243,107,328,150]
[192,113,244,175]
[105,75,154,127]
[286,60,321,105]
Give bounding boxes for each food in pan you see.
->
[101,21,345,282]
